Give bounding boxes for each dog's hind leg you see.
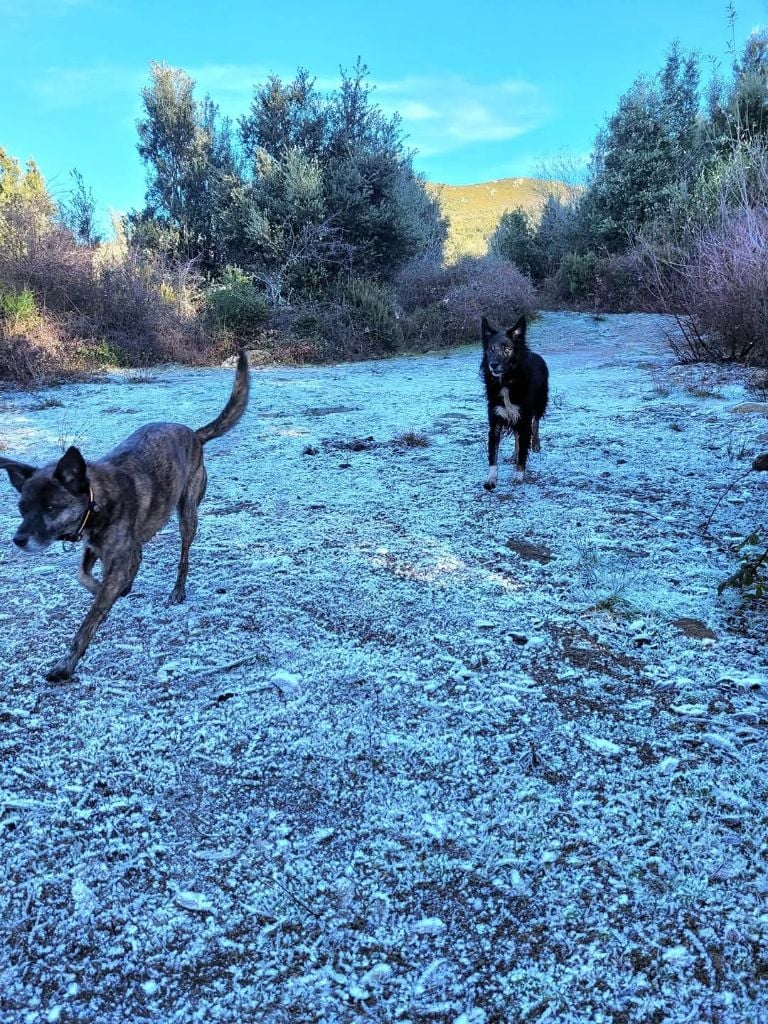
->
[514,419,533,483]
[169,466,206,605]
[484,424,502,490]
[46,546,142,682]
[531,417,541,453]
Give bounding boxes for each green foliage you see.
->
[718,531,768,598]
[0,148,56,217]
[89,338,126,368]
[708,30,768,148]
[555,252,599,303]
[0,147,59,261]
[60,169,101,247]
[133,62,237,271]
[0,286,39,328]
[133,61,445,291]
[240,68,326,160]
[337,277,403,353]
[585,44,701,252]
[489,208,540,277]
[204,266,269,339]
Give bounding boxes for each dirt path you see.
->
[1,312,767,1023]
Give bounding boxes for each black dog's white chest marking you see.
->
[494,387,520,425]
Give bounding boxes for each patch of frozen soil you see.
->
[1,312,767,1023]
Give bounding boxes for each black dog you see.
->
[0,352,249,681]
[481,315,548,489]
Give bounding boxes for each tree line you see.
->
[490,30,768,366]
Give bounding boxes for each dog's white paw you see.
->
[513,470,525,484]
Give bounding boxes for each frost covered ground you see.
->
[1,311,768,1024]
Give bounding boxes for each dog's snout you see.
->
[13,533,29,548]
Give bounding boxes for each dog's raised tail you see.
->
[195,350,250,444]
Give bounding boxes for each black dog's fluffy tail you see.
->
[196,350,250,444]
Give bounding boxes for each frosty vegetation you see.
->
[1,313,767,1023]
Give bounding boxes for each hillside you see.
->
[427,176,573,259]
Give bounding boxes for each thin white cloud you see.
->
[374,75,548,156]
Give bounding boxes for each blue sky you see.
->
[1,0,766,224]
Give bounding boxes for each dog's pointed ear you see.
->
[506,316,527,344]
[54,446,88,495]
[481,317,495,345]
[0,457,37,493]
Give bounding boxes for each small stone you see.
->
[270,670,301,698]
[413,916,446,935]
[730,402,768,416]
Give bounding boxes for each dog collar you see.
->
[60,486,100,543]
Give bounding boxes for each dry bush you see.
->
[0,205,92,314]
[643,207,768,365]
[271,291,401,364]
[71,250,215,366]
[0,318,88,386]
[592,250,656,313]
[398,254,537,350]
[640,142,768,366]
[0,204,226,380]
[394,256,463,313]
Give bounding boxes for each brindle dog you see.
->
[481,315,548,489]
[0,351,249,681]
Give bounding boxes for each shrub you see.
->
[661,209,768,364]
[204,266,270,340]
[592,250,654,312]
[443,255,536,336]
[640,143,768,366]
[337,278,403,353]
[271,279,403,363]
[0,286,39,332]
[554,252,599,304]
[488,208,540,277]
[394,255,461,313]
[398,255,536,350]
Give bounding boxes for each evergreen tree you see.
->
[134,63,237,271]
[708,30,768,146]
[583,44,701,251]
[228,61,445,290]
[240,69,326,161]
[60,169,101,246]
[489,208,538,278]
[0,148,56,219]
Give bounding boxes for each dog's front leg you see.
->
[77,546,100,595]
[46,548,142,682]
[484,424,502,490]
